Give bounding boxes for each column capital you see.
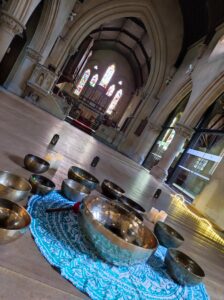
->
[0,10,24,35]
[25,47,42,62]
[175,123,194,138]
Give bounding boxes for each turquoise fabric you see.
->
[28,191,209,300]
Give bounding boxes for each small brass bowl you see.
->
[79,195,158,266]
[61,179,90,202]
[0,198,31,244]
[154,221,184,248]
[0,171,32,202]
[165,249,205,286]
[101,179,125,199]
[24,154,50,174]
[29,174,55,195]
[68,166,99,190]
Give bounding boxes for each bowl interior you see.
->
[0,171,31,192]
[63,179,90,194]
[102,180,125,194]
[157,221,184,241]
[25,154,50,167]
[169,249,205,278]
[120,196,145,213]
[30,174,55,188]
[85,196,157,249]
[69,167,99,184]
[0,198,31,230]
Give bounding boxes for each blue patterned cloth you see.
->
[28,191,209,300]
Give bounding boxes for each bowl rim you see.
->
[168,248,205,278]
[101,179,125,194]
[62,178,90,194]
[0,170,32,192]
[68,166,99,184]
[24,154,50,167]
[155,221,185,241]
[82,195,158,252]
[0,198,31,231]
[120,195,146,213]
[29,174,55,188]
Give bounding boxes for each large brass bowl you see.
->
[0,171,32,202]
[29,174,55,195]
[0,198,31,244]
[24,154,50,174]
[61,179,90,202]
[79,195,158,266]
[154,221,184,248]
[165,249,205,286]
[68,166,99,190]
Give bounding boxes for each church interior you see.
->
[0,0,224,299]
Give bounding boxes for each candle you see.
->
[155,210,168,223]
[147,207,159,223]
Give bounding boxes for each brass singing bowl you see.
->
[24,154,50,174]
[79,195,158,266]
[101,179,125,199]
[154,221,184,248]
[68,166,99,190]
[0,171,32,202]
[165,249,205,286]
[61,179,90,202]
[119,196,145,214]
[0,198,31,244]
[29,174,55,195]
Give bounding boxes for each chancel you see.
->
[0,0,224,299]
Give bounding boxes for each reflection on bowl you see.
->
[68,166,99,190]
[29,174,55,195]
[101,180,125,199]
[0,171,32,202]
[154,221,184,248]
[79,195,158,266]
[165,249,205,286]
[0,198,31,244]
[24,154,50,174]
[61,179,90,202]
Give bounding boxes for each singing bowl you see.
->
[101,180,125,199]
[78,195,158,266]
[154,221,184,248]
[165,249,205,286]
[119,196,145,214]
[0,171,32,202]
[24,154,50,174]
[0,198,31,244]
[68,166,99,190]
[61,179,90,202]
[29,174,55,195]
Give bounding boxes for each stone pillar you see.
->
[150,123,194,181]
[5,47,41,96]
[0,10,24,62]
[193,157,224,230]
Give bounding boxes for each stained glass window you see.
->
[106,89,123,115]
[106,84,115,97]
[74,69,91,96]
[99,64,115,88]
[89,74,98,87]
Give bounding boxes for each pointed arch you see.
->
[106,89,123,115]
[89,74,99,87]
[106,84,116,97]
[74,69,91,96]
[99,64,115,88]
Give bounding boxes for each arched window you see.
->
[99,64,115,88]
[106,84,115,97]
[74,69,91,96]
[106,89,123,115]
[89,74,98,87]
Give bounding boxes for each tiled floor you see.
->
[0,87,223,299]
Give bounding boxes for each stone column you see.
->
[150,123,194,181]
[0,10,24,62]
[5,47,41,96]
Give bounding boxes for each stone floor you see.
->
[0,87,223,299]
